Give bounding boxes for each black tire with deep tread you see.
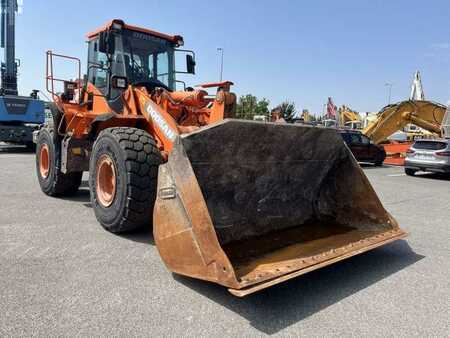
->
[35,127,83,196]
[89,127,162,233]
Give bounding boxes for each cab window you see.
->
[87,38,109,95]
[95,52,108,90]
[157,52,170,85]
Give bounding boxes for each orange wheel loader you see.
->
[35,19,407,297]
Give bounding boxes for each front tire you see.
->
[405,168,417,176]
[89,127,162,233]
[35,128,82,196]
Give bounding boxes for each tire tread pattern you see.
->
[95,127,162,233]
[36,127,82,196]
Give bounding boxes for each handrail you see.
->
[46,50,82,103]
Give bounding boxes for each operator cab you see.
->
[85,20,194,100]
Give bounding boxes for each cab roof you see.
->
[86,19,183,45]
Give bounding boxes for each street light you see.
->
[217,47,224,82]
[385,82,393,104]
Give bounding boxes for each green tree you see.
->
[255,98,270,116]
[274,101,297,121]
[235,95,270,120]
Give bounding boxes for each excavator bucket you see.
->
[153,120,406,296]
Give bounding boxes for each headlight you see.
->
[112,20,124,30]
[111,75,128,89]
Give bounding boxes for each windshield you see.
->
[113,29,175,89]
[413,141,447,150]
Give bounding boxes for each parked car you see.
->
[404,139,450,175]
[339,129,386,166]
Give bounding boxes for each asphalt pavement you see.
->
[0,144,449,337]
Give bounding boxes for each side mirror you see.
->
[98,31,115,54]
[186,54,196,74]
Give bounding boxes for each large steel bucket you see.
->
[153,120,406,296]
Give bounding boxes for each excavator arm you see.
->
[363,100,447,144]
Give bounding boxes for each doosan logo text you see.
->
[146,104,177,141]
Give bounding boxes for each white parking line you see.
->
[387,173,406,177]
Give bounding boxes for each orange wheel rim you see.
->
[39,144,50,178]
[96,154,117,207]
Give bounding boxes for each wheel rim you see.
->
[96,154,117,207]
[39,144,50,178]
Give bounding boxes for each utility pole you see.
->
[217,47,223,82]
[385,82,393,105]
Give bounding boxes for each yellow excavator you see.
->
[363,100,447,144]
[339,105,362,129]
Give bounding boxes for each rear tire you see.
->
[374,152,385,166]
[89,127,162,233]
[35,128,82,196]
[405,168,417,176]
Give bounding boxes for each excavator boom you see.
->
[363,100,447,144]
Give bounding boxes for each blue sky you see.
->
[11,0,450,114]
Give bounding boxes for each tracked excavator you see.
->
[35,19,406,296]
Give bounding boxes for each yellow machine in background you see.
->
[363,100,447,144]
[301,109,311,122]
[338,105,362,129]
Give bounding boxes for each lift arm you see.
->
[132,81,236,154]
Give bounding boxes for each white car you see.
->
[404,139,450,175]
